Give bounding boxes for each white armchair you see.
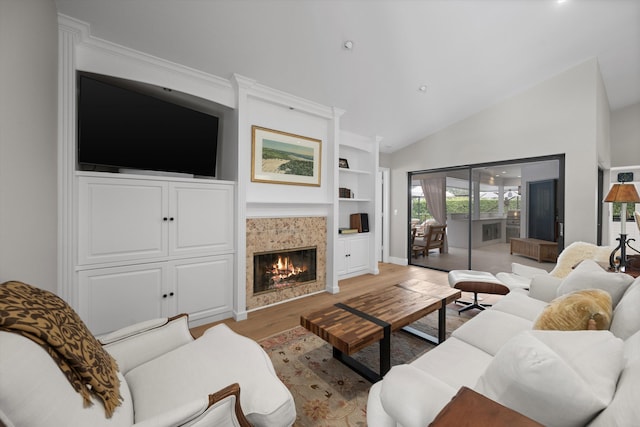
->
[0,312,296,427]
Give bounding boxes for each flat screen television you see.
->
[77,72,219,177]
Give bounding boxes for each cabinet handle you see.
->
[162,293,168,298]
[169,217,175,221]
[163,217,168,221]
[169,292,175,296]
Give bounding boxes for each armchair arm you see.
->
[101,314,194,374]
[206,383,251,427]
[132,384,250,427]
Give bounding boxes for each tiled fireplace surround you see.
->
[246,217,327,310]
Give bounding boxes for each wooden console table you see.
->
[510,238,558,263]
[430,387,543,426]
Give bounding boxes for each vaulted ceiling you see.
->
[55,0,640,153]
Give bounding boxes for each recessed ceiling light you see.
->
[343,40,354,50]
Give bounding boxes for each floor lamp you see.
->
[604,182,640,272]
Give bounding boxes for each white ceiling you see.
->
[54,0,640,153]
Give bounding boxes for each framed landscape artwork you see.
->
[251,125,322,186]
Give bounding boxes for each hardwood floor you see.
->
[191,263,451,341]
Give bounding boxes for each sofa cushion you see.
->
[609,277,640,339]
[533,289,612,331]
[125,324,295,426]
[528,273,563,302]
[589,357,640,425]
[556,259,634,306]
[589,361,640,427]
[489,291,548,321]
[624,329,640,363]
[590,329,640,426]
[409,337,492,390]
[451,310,532,356]
[475,330,624,427]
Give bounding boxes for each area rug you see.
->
[259,306,470,427]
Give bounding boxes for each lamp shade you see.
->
[604,183,640,203]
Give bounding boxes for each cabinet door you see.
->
[169,182,234,257]
[335,238,348,276]
[78,263,166,335]
[78,177,168,265]
[171,255,233,323]
[347,236,370,273]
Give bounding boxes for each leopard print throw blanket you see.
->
[0,281,122,418]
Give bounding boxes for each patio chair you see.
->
[412,224,447,257]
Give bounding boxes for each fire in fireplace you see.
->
[253,247,317,294]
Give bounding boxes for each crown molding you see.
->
[235,72,336,120]
[57,14,235,108]
[57,14,342,119]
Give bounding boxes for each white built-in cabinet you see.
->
[335,234,370,278]
[336,132,379,279]
[76,173,235,335]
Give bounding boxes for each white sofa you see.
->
[496,241,614,290]
[367,260,640,427]
[0,313,296,427]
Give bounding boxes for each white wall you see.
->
[611,103,640,167]
[388,59,604,260]
[0,0,58,291]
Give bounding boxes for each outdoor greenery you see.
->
[411,197,521,222]
[413,195,636,223]
[612,202,637,221]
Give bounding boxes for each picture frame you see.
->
[338,158,350,169]
[251,125,322,186]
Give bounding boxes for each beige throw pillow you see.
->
[534,289,612,331]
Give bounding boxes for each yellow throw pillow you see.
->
[533,289,612,331]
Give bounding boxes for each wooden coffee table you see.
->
[300,279,461,382]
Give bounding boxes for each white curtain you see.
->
[421,176,448,252]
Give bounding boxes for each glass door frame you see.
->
[408,154,565,272]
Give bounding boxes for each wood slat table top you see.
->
[396,279,461,304]
[300,305,384,354]
[300,280,461,355]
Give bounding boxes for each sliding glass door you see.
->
[409,155,564,274]
[409,168,470,272]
